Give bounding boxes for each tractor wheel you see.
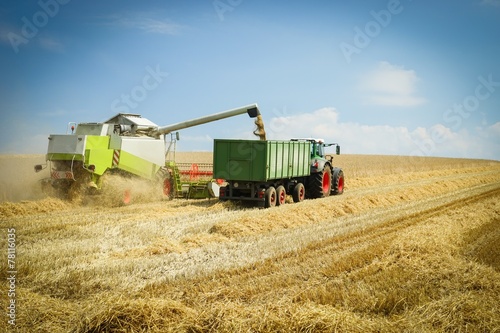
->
[331,168,345,195]
[309,164,332,199]
[292,183,305,203]
[276,185,286,206]
[265,186,277,208]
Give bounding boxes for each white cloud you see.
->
[361,61,426,107]
[123,17,181,35]
[105,14,183,35]
[263,107,499,160]
[481,0,500,6]
[486,122,500,138]
[38,37,64,52]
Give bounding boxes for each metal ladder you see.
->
[166,161,183,196]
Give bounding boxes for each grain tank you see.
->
[35,104,261,199]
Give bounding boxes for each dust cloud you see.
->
[0,155,48,202]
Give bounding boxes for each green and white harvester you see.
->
[34,104,261,202]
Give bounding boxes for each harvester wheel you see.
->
[331,168,345,195]
[265,186,277,208]
[309,164,332,199]
[292,183,305,203]
[276,185,286,206]
[163,178,174,199]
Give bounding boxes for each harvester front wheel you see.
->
[309,164,332,199]
[276,185,286,206]
[163,178,174,199]
[265,186,277,208]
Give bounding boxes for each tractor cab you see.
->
[290,138,344,197]
[291,138,340,160]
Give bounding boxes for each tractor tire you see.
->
[265,186,277,208]
[276,185,286,206]
[331,168,345,195]
[309,164,332,199]
[292,183,305,203]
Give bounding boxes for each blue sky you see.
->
[1,0,499,160]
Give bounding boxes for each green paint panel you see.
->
[213,140,310,182]
[83,136,113,175]
[85,149,113,175]
[118,150,160,180]
[47,153,84,162]
[85,135,110,150]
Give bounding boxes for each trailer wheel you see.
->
[331,168,344,195]
[276,185,286,206]
[309,164,332,198]
[292,183,305,203]
[265,186,277,208]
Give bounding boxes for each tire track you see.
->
[89,181,500,291]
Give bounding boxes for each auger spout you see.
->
[150,103,261,138]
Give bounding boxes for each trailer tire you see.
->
[276,185,286,206]
[265,186,277,208]
[331,168,344,195]
[309,164,332,198]
[292,183,305,203]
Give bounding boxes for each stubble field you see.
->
[1,153,499,332]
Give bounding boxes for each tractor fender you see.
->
[310,159,331,174]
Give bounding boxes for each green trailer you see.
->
[213,139,310,181]
[214,139,344,208]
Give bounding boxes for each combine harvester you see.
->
[35,104,262,202]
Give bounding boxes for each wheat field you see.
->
[0,153,499,332]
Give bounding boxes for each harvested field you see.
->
[0,153,499,332]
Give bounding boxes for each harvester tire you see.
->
[292,183,305,203]
[163,178,174,199]
[276,185,286,206]
[331,168,345,195]
[265,186,277,208]
[309,164,332,199]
